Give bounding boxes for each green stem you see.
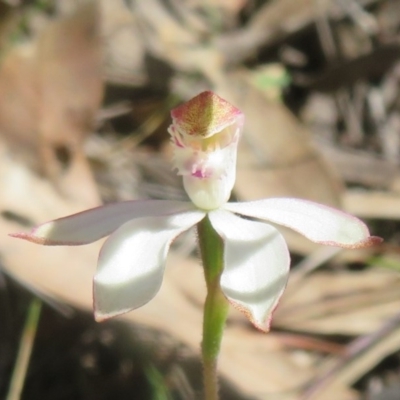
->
[6,298,42,400]
[197,216,229,400]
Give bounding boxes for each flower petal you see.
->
[224,198,381,248]
[11,200,196,245]
[94,210,205,320]
[208,210,290,332]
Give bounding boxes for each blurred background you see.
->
[1,0,400,399]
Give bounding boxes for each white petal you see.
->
[224,198,380,248]
[208,210,290,331]
[12,200,196,245]
[94,210,205,320]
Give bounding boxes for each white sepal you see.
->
[12,200,196,245]
[94,210,205,320]
[224,198,379,248]
[208,209,290,331]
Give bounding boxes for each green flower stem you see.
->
[6,298,42,400]
[197,215,229,400]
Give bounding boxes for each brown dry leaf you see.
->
[134,0,222,74]
[343,190,400,220]
[100,0,146,85]
[215,0,316,64]
[0,1,103,207]
[0,44,40,168]
[36,1,103,203]
[189,0,247,15]
[274,268,400,335]
[317,140,400,190]
[300,315,400,400]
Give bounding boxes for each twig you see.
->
[300,309,400,399]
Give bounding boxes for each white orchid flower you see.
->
[11,91,380,331]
